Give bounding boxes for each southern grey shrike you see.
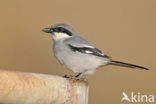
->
[42,23,148,78]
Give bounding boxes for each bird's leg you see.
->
[63,73,82,79]
[64,73,87,81]
[63,75,73,78]
[75,73,82,78]
[75,73,87,81]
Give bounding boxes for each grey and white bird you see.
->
[42,23,148,78]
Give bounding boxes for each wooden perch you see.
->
[0,70,89,104]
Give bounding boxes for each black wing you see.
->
[68,44,110,58]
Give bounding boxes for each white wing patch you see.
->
[85,50,93,54]
[71,44,94,49]
[95,51,104,56]
[83,45,94,48]
[68,44,110,58]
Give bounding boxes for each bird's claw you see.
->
[63,75,73,78]
[63,75,87,81]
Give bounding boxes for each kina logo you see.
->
[121,92,154,103]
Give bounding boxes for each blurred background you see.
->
[0,0,155,103]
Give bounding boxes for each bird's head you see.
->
[42,23,76,41]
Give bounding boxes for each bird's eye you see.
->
[53,28,59,32]
[53,27,65,32]
[60,27,64,32]
[56,27,65,32]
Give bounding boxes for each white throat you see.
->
[51,32,71,40]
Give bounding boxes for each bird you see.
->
[42,23,148,79]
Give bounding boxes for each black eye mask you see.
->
[53,27,72,36]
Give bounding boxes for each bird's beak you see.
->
[42,28,53,33]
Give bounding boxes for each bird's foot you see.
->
[63,75,87,81]
[63,75,73,78]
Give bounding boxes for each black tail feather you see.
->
[110,60,149,70]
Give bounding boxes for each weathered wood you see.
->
[0,70,89,104]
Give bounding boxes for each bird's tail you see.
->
[110,60,149,70]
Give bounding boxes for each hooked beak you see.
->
[42,28,53,33]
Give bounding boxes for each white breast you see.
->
[51,33,70,40]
